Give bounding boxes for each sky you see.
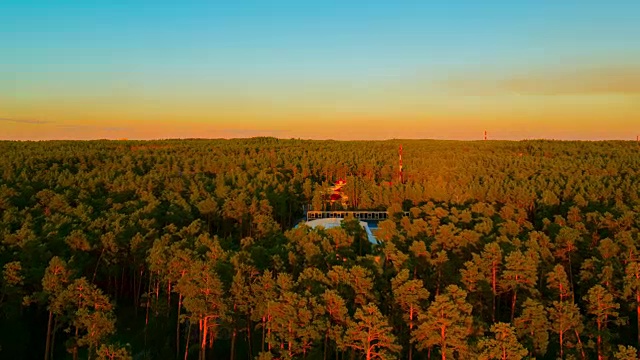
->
[1,1,639,140]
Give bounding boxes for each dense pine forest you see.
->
[2,138,640,360]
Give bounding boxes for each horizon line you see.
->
[1,136,639,142]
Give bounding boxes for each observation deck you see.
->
[306,211,410,222]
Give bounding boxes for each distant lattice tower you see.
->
[484,130,488,141]
[398,144,404,183]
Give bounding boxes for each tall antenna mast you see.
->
[484,130,488,141]
[398,144,404,183]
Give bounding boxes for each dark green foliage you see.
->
[0,138,640,359]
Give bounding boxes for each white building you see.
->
[301,218,378,244]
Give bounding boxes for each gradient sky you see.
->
[1,1,639,140]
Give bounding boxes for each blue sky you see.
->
[1,1,639,140]
[4,1,637,75]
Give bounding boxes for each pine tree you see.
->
[460,255,483,294]
[547,264,572,301]
[583,285,620,360]
[391,269,430,360]
[525,231,554,264]
[413,285,473,360]
[580,238,622,297]
[176,259,227,360]
[501,250,539,322]
[251,271,277,353]
[553,227,582,298]
[383,241,409,273]
[96,344,132,360]
[341,303,401,360]
[167,245,195,359]
[349,266,376,306]
[327,265,374,309]
[514,298,549,357]
[484,243,503,320]
[613,345,639,360]
[267,289,324,358]
[429,250,449,296]
[51,278,116,360]
[623,260,640,355]
[146,237,170,323]
[477,322,528,360]
[1,261,23,308]
[321,289,349,360]
[547,300,584,359]
[41,257,72,360]
[229,266,257,360]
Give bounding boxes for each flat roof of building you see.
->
[301,218,378,244]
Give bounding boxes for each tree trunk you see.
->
[145,274,151,347]
[324,333,328,360]
[209,329,216,355]
[261,317,266,352]
[92,248,104,283]
[44,310,53,360]
[637,292,640,358]
[230,328,236,360]
[184,320,191,360]
[597,334,602,360]
[176,294,182,359]
[246,315,253,360]
[155,275,160,300]
[121,264,126,298]
[131,268,135,301]
[73,326,79,360]
[51,317,57,360]
[441,325,446,360]
[198,319,202,360]
[198,319,207,360]
[409,307,414,360]
[288,320,293,358]
[201,318,208,360]
[597,315,602,360]
[365,329,372,360]
[137,269,144,306]
[567,254,575,302]
[574,329,586,360]
[267,315,272,352]
[134,269,139,312]
[492,261,497,323]
[510,291,517,322]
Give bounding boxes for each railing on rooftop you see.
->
[306,211,410,221]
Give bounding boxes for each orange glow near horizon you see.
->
[2,82,638,141]
[2,2,639,141]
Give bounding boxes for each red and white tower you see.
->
[399,144,404,183]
